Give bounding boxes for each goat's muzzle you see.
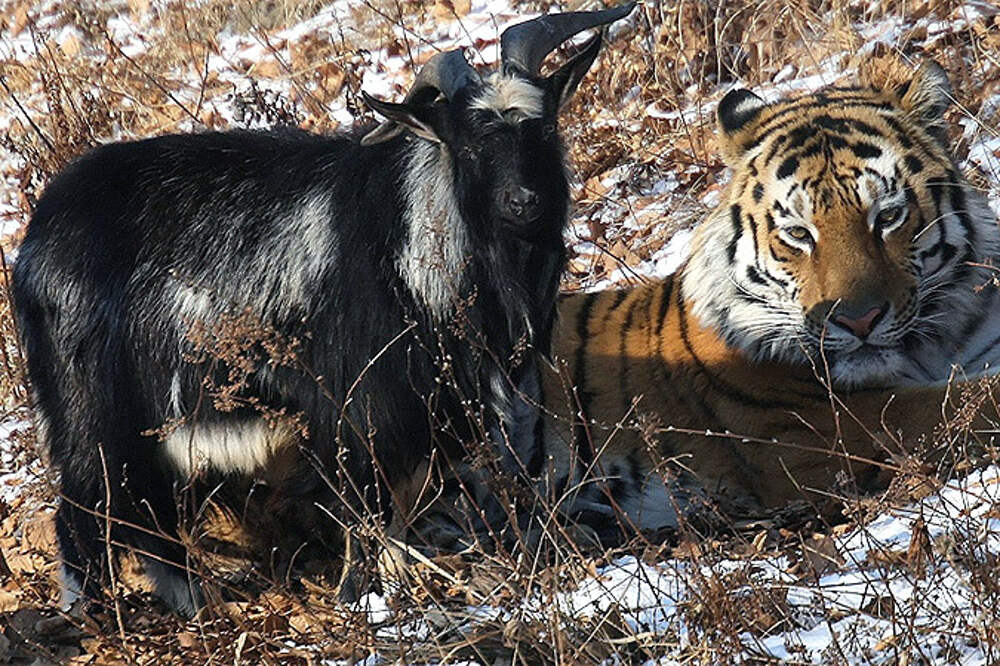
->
[500,185,542,225]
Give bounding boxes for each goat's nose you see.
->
[832,304,886,339]
[503,186,541,222]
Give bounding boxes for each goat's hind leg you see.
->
[118,448,206,617]
[56,429,205,617]
[53,470,108,612]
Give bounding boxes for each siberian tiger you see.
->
[534,60,1000,535]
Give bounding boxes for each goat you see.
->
[12,3,636,615]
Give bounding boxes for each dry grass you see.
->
[2,0,1000,663]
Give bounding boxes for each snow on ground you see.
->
[337,467,1000,664]
[0,414,41,506]
[764,467,1000,664]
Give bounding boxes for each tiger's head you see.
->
[683,61,999,387]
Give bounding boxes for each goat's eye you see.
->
[542,123,556,137]
[874,204,907,233]
[459,145,478,161]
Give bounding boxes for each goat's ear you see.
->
[361,92,444,145]
[716,88,768,166]
[896,59,952,143]
[546,31,603,111]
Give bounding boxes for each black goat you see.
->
[13,4,636,614]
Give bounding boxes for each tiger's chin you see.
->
[827,344,906,389]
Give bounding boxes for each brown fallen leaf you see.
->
[906,517,932,579]
[803,533,844,576]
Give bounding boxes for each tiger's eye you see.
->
[786,226,811,241]
[875,205,907,231]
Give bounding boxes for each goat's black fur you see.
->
[13,44,612,613]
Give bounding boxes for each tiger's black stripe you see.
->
[881,115,913,149]
[675,281,805,410]
[572,290,629,468]
[619,288,651,418]
[653,275,674,339]
[571,292,601,465]
[949,178,976,247]
[852,142,882,159]
[651,276,677,399]
[727,205,743,262]
[745,265,768,286]
[745,212,778,286]
[745,100,896,152]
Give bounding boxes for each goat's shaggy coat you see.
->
[13,4,636,615]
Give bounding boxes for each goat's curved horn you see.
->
[405,49,479,103]
[501,1,636,77]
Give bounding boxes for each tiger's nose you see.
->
[832,304,886,339]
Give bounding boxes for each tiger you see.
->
[529,59,1000,537]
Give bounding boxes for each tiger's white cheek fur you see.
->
[687,204,808,364]
[829,347,907,388]
[162,418,294,476]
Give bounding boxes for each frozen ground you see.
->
[2,0,1000,663]
[323,466,1000,664]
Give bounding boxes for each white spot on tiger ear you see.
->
[718,88,767,134]
[470,74,544,120]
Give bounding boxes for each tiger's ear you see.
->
[717,88,768,166]
[896,60,952,143]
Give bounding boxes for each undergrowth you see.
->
[1,0,999,664]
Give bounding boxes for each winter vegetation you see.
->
[1,0,1000,664]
